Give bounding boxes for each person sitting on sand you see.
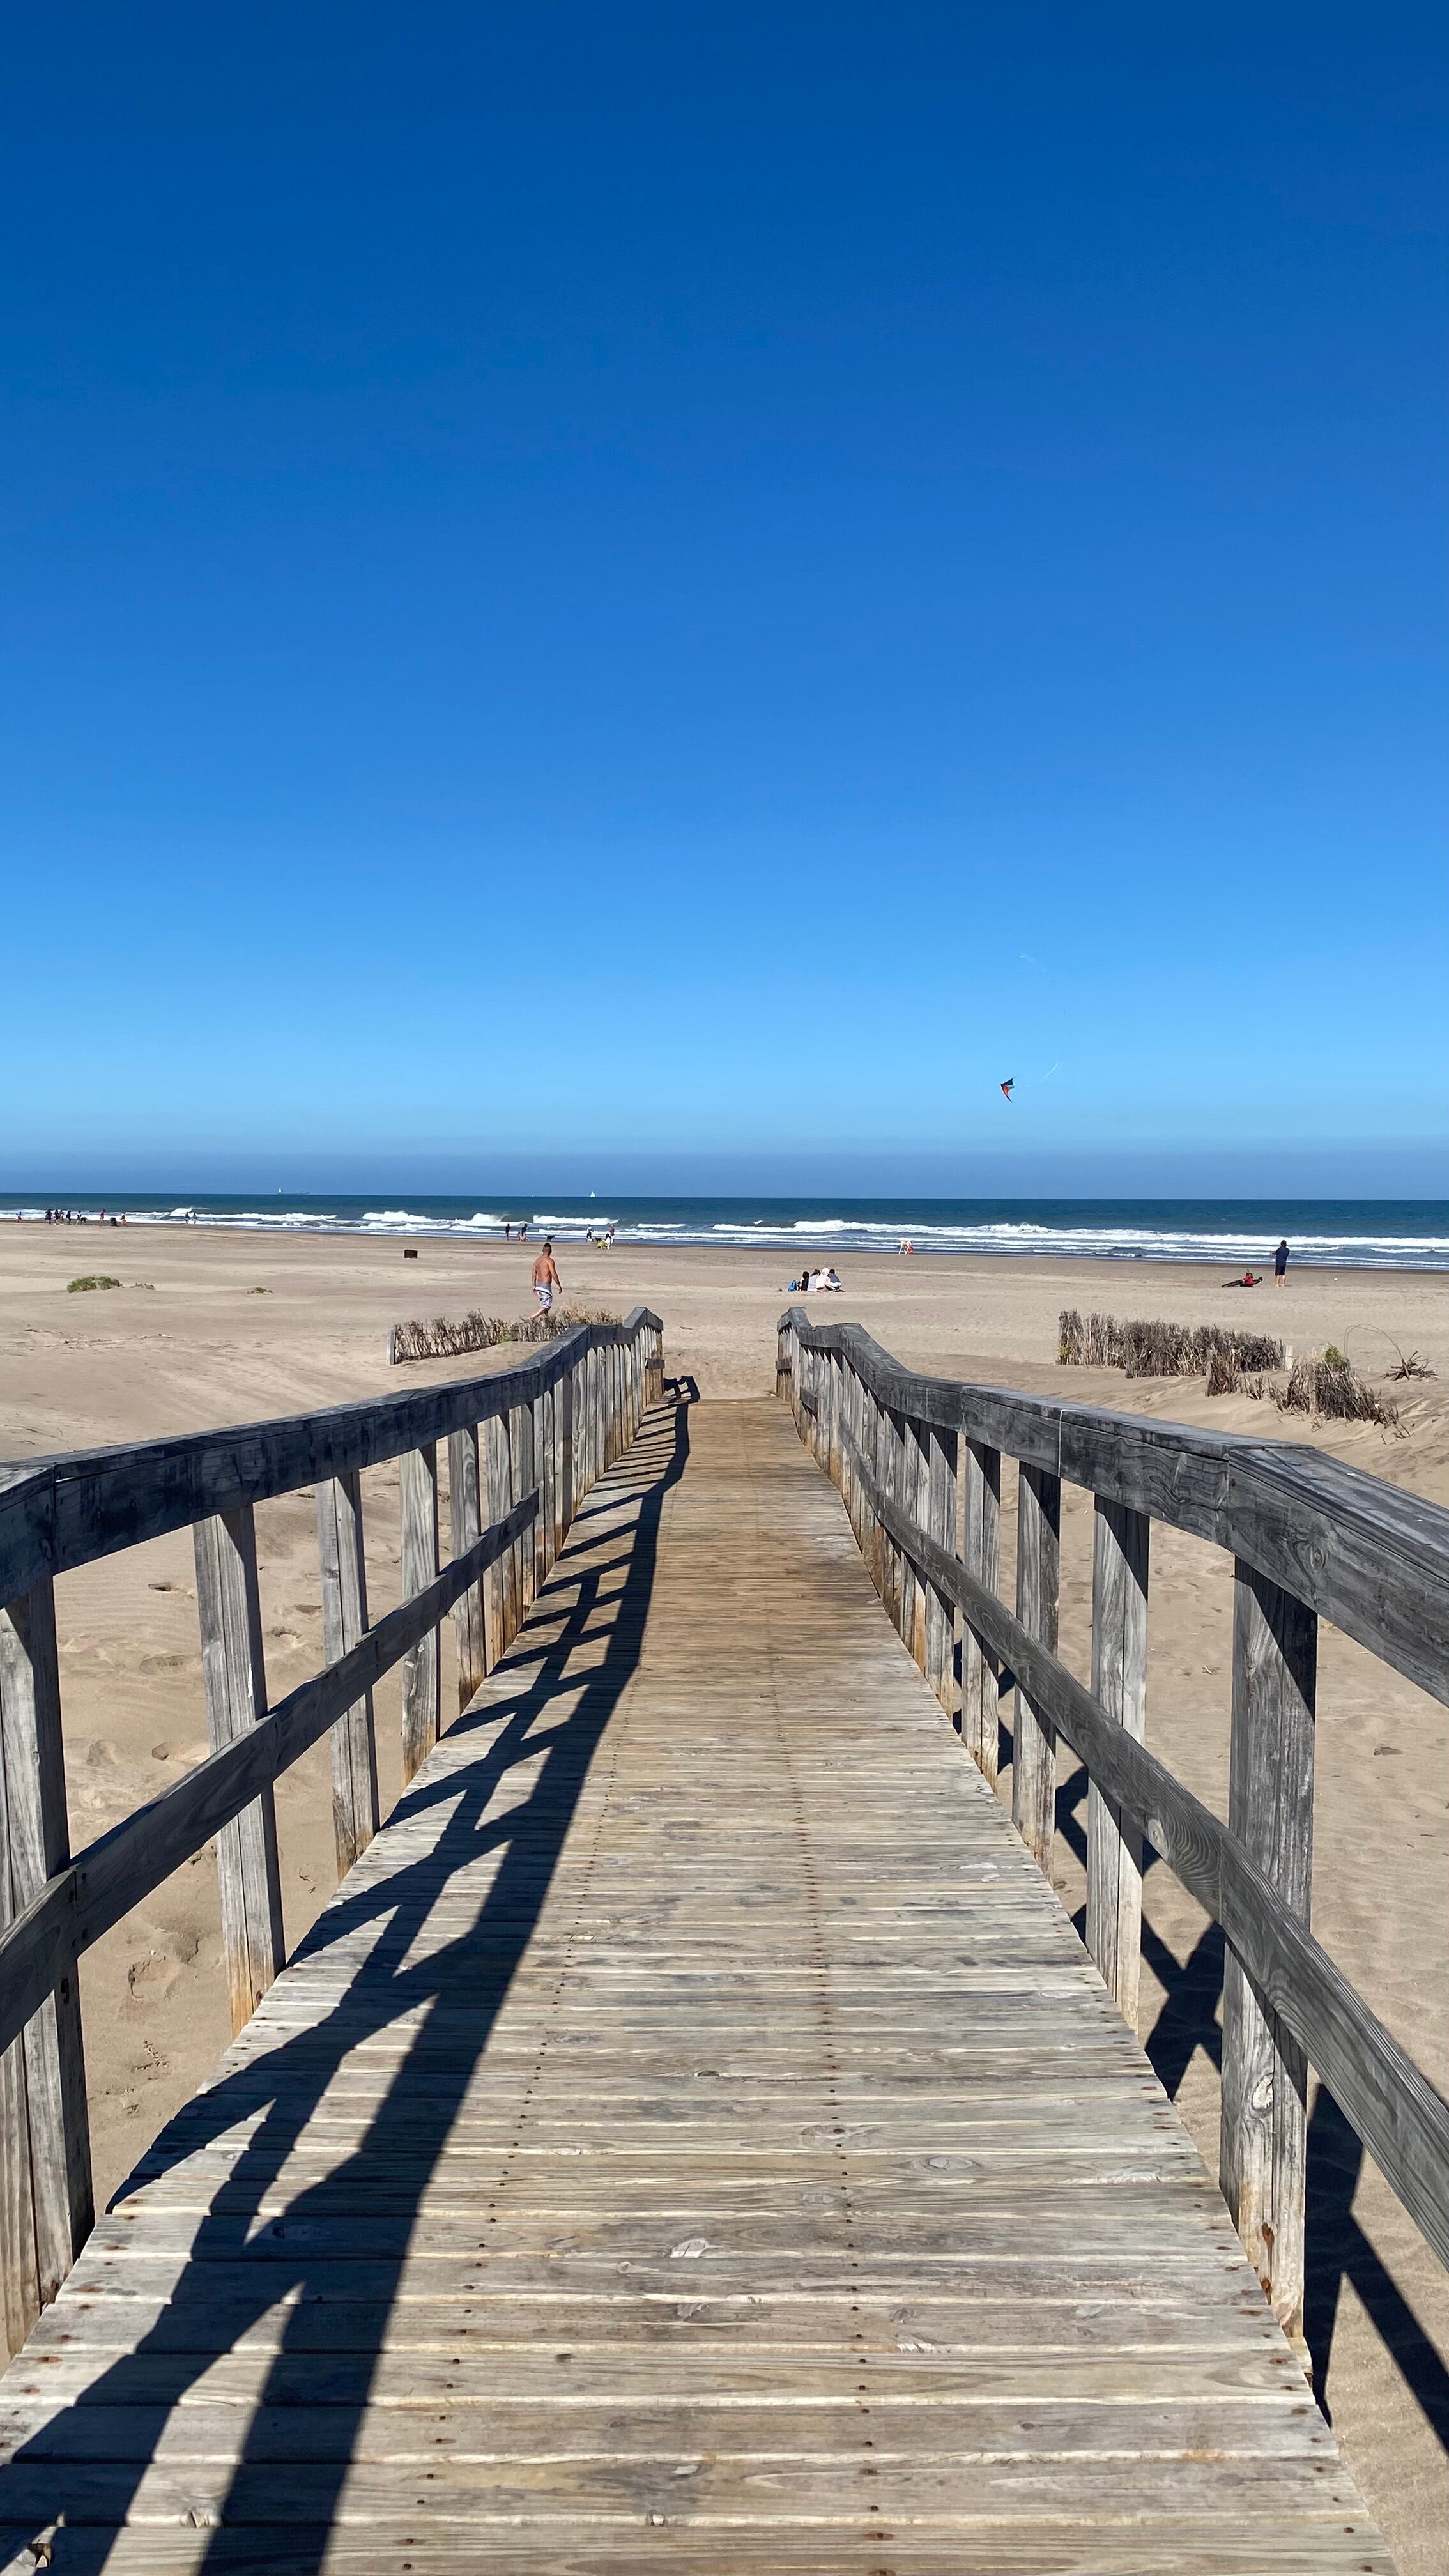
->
[532,1239,562,1314]
[1224,1270,1261,1288]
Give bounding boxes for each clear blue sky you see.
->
[3,3,1446,1190]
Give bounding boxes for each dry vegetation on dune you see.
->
[1058,1307,1284,1377]
[388,1301,620,1364]
[1059,1307,1407,1424]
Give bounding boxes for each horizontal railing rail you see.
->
[0,1308,664,2350]
[778,1303,1449,2362]
[0,1312,658,1606]
[779,1317,1449,1710]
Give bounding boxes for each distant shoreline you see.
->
[4,1191,1448,1272]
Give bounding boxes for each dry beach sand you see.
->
[1,1220,1448,2570]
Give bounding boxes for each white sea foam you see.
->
[6,1202,1446,1269]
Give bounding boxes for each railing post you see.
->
[924,1422,958,1717]
[486,1409,517,1654]
[1220,1565,1315,2356]
[0,1579,92,2345]
[561,1361,576,1533]
[316,1469,380,1875]
[962,1440,1002,1779]
[194,1506,286,2033]
[878,1405,905,1635]
[447,1427,487,1708]
[901,1416,930,1670]
[1012,1463,1060,1873]
[533,1386,551,1581]
[511,1399,536,1609]
[1087,1500,1151,2021]
[399,1443,441,1782]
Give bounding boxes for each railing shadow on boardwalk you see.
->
[973,1680,1449,2462]
[0,1399,691,2571]
[1053,1749,1449,2457]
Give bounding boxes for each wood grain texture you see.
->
[0,1398,1388,2570]
[446,1426,487,1710]
[194,1507,286,2035]
[1011,1462,1060,1876]
[399,1445,441,1784]
[1220,1565,1315,2356]
[316,1471,380,1878]
[0,1579,91,2348]
[1086,1499,1150,2026]
[961,1438,1002,1783]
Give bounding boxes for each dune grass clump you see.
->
[388,1303,620,1365]
[1276,1352,1400,1430]
[66,1274,122,1293]
[1059,1309,1284,1379]
[1204,1348,1268,1400]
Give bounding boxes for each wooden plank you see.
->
[399,1444,441,1782]
[1086,1498,1150,2025]
[447,1426,487,1707]
[1220,1564,1315,2357]
[193,1506,286,2032]
[315,1470,379,1878]
[961,1438,1001,1781]
[0,1579,91,2346]
[1011,1462,1060,1874]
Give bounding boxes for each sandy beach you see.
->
[2,1221,1447,2572]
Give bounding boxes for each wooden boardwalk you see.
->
[0,1398,1392,2572]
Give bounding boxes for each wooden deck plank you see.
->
[0,1399,1394,2569]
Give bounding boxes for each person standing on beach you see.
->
[532,1238,562,1314]
[1274,1239,1289,1285]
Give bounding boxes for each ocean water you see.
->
[6,1194,1449,1271]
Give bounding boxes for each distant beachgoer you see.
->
[532,1239,561,1313]
[504,1222,511,1240]
[1274,1239,1289,1284]
[1224,1271,1261,1289]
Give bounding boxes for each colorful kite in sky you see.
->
[999,1078,1015,1101]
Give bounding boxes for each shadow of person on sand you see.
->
[0,1401,691,2574]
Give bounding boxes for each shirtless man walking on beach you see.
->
[532,1238,562,1315]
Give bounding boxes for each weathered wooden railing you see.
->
[0,1307,664,2347]
[778,1304,1449,2361]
